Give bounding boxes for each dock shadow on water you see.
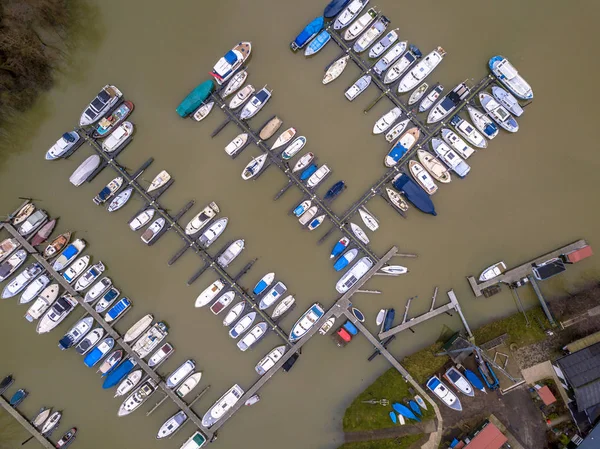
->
[0,408,30,448]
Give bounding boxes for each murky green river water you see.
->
[0,0,599,448]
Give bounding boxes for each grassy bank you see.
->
[473,306,550,348]
[338,435,423,449]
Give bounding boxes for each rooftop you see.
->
[556,342,600,413]
[537,385,557,406]
[464,422,508,449]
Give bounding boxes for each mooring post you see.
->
[430,287,438,312]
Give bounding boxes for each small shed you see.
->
[464,422,508,449]
[564,245,593,264]
[537,385,557,405]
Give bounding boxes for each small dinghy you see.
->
[141,217,165,244]
[0,238,19,262]
[431,138,470,178]
[409,400,422,416]
[32,407,52,428]
[307,165,330,188]
[2,262,43,298]
[69,155,100,186]
[318,317,335,335]
[290,16,324,51]
[241,154,268,180]
[0,249,27,282]
[444,366,474,397]
[157,410,188,439]
[373,107,401,134]
[253,272,275,295]
[463,368,486,393]
[229,312,256,338]
[147,170,171,193]
[129,209,155,231]
[426,375,462,410]
[75,327,104,355]
[353,15,390,53]
[185,202,219,235]
[74,261,105,291]
[123,314,153,343]
[398,47,446,93]
[107,187,133,212]
[40,411,61,435]
[299,205,318,226]
[488,55,533,100]
[479,261,507,281]
[93,101,134,139]
[389,411,397,424]
[373,41,407,76]
[221,70,248,98]
[239,85,272,120]
[114,370,143,397]
[414,395,427,410]
[229,84,255,109]
[375,309,386,326]
[83,337,114,367]
[79,84,122,126]
[198,217,228,248]
[117,378,157,416]
[334,0,369,29]
[380,265,408,275]
[323,55,349,84]
[386,187,409,212]
[210,290,236,314]
[176,372,202,398]
[383,45,422,84]
[19,274,50,304]
[148,343,175,368]
[195,280,225,307]
[192,101,214,122]
[84,277,111,303]
[427,82,470,124]
[93,177,123,205]
[56,428,77,448]
[293,200,312,217]
[210,42,252,85]
[385,118,410,143]
[345,74,372,100]
[450,115,487,149]
[352,307,365,322]
[369,29,399,58]
[289,303,325,342]
[225,132,249,156]
[343,8,378,41]
[45,132,81,160]
[217,240,244,267]
[350,222,370,244]
[467,105,498,139]
[58,316,94,350]
[292,152,315,173]
[330,237,350,259]
[271,295,295,319]
[255,346,286,375]
[43,232,71,259]
[94,287,120,313]
[392,402,419,422]
[417,150,451,183]
[409,160,438,195]
[237,321,268,351]
[359,208,379,231]
[282,136,307,160]
[324,181,346,200]
[441,128,475,159]
[102,121,133,153]
[259,116,283,140]
[31,219,56,246]
[384,127,420,167]
[24,284,59,322]
[491,85,523,116]
[223,301,246,326]
[167,360,196,389]
[479,92,519,132]
[419,84,444,112]
[334,248,359,271]
[300,163,318,180]
[307,214,325,231]
[408,83,428,105]
[62,255,90,284]
[271,127,297,151]
[305,30,331,56]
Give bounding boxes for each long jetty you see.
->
[0,394,54,449]
[0,221,215,440]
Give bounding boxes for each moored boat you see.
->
[289,303,324,342]
[195,280,225,308]
[467,105,498,140]
[290,17,324,51]
[185,202,219,235]
[0,375,14,396]
[359,208,379,231]
[253,272,275,295]
[147,170,171,193]
[157,410,188,439]
[19,274,50,304]
[176,372,202,398]
[324,181,346,201]
[166,360,196,389]
[373,107,401,134]
[229,84,255,110]
[292,152,315,172]
[300,163,318,181]
[479,261,507,282]
[45,132,81,160]
[431,138,470,178]
[101,121,133,153]
[427,82,470,124]
[353,15,390,53]
[225,133,249,156]
[319,317,336,335]
[217,240,244,267]
[488,55,533,100]
[419,84,444,112]
[114,369,143,398]
[307,165,330,188]
[24,283,59,322]
[75,327,104,355]
[271,295,295,319]
[84,277,112,303]
[369,29,399,58]
[298,205,318,226]
[97,349,123,375]
[373,41,407,75]
[281,136,307,160]
[409,160,438,195]
[83,337,114,367]
[210,290,235,315]
[323,56,349,84]
[40,411,61,435]
[380,265,408,275]
[69,155,100,186]
[385,187,409,212]
[479,92,519,132]
[140,218,165,244]
[241,154,268,180]
[259,281,287,310]
[384,127,420,167]
[92,101,134,139]
[123,314,154,343]
[74,261,105,291]
[149,342,175,368]
[104,297,131,323]
[210,42,252,85]
[491,85,524,116]
[383,45,422,84]
[426,375,462,410]
[36,294,78,334]
[55,427,77,448]
[18,210,47,236]
[324,0,352,17]
[43,232,71,259]
[79,85,122,126]
[441,128,475,159]
[0,238,19,262]
[58,316,94,350]
[131,322,168,358]
[179,431,207,448]
[335,256,374,293]
[93,177,123,205]
[343,8,378,41]
[417,149,451,183]
[334,248,359,272]
[305,30,331,56]
[0,249,27,282]
[239,86,272,120]
[107,187,134,212]
[221,70,248,98]
[94,286,120,313]
[293,200,311,217]
[385,118,410,143]
[407,83,428,105]
[201,384,244,427]
[330,237,350,259]
[192,101,214,122]
[2,262,43,298]
[449,115,487,149]
[223,302,246,326]
[11,203,35,225]
[334,0,369,30]
[259,116,283,140]
[255,345,286,375]
[229,312,256,338]
[32,407,52,428]
[237,322,268,351]
[62,255,90,284]
[345,74,372,100]
[198,217,228,248]
[271,127,296,151]
[398,47,446,93]
[176,81,214,118]
[9,388,28,407]
[117,378,157,416]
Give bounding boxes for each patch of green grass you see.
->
[473,306,550,348]
[343,369,433,432]
[402,342,449,384]
[338,434,423,449]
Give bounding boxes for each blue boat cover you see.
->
[333,255,349,272]
[58,336,73,350]
[176,80,214,117]
[308,30,331,53]
[389,411,397,424]
[392,403,419,421]
[484,123,498,136]
[343,321,358,335]
[382,308,395,332]
[84,347,102,367]
[392,175,436,216]
[62,132,76,142]
[426,376,441,389]
[102,358,135,389]
[409,400,422,416]
[463,368,484,391]
[300,164,318,180]
[294,16,325,47]
[387,143,408,163]
[107,298,130,318]
[224,50,238,65]
[253,280,268,295]
[325,181,345,199]
[60,244,78,260]
[330,240,347,258]
[98,186,111,200]
[324,0,351,18]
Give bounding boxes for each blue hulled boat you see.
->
[324,0,351,18]
[330,237,349,259]
[105,297,131,322]
[291,17,325,51]
[409,400,422,416]
[305,30,331,56]
[392,402,420,422]
[84,337,115,367]
[324,181,346,200]
[176,80,214,118]
[300,164,318,180]
[389,411,397,423]
[463,368,486,393]
[392,174,436,216]
[382,308,395,332]
[334,248,358,272]
[102,358,136,389]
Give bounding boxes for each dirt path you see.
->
[344,420,437,443]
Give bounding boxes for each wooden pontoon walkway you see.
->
[0,394,54,449]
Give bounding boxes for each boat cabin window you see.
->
[91,98,105,110]
[85,107,98,119]
[495,108,510,120]
[98,90,111,102]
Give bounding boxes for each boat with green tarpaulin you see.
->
[176,80,214,117]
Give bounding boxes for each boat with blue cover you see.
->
[324,0,351,17]
[463,368,486,393]
[426,375,462,411]
[102,357,136,389]
[104,297,131,323]
[84,337,114,367]
[392,402,420,421]
[334,248,358,271]
[300,163,318,180]
[305,30,331,56]
[330,237,349,259]
[381,308,395,332]
[384,141,409,167]
[9,389,28,407]
[176,81,214,118]
[488,55,533,100]
[293,200,311,217]
[210,42,251,85]
[253,272,275,296]
[409,400,422,416]
[289,303,325,342]
[324,181,345,200]
[290,16,324,51]
[389,411,397,424]
[392,174,436,216]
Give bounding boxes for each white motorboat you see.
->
[385,187,409,212]
[94,287,120,313]
[75,327,104,355]
[192,101,214,122]
[345,75,372,100]
[69,155,100,186]
[148,343,174,368]
[36,295,77,334]
[201,384,244,427]
[229,312,256,338]
[318,317,335,335]
[271,294,295,319]
[217,239,245,267]
[224,133,248,156]
[210,42,251,85]
[488,55,533,100]
[336,257,374,293]
[84,277,112,303]
[323,56,349,84]
[491,86,524,116]
[223,302,246,326]
[140,218,165,244]
[334,0,369,30]
[479,92,519,132]
[185,202,219,235]
[398,47,446,93]
[479,261,507,282]
[441,128,475,159]
[129,209,155,231]
[307,214,325,231]
[221,70,248,98]
[40,411,62,435]
[117,379,157,417]
[147,170,171,193]
[467,105,498,140]
[0,238,19,263]
[373,41,408,76]
[210,290,235,315]
[444,367,475,397]
[289,303,324,342]
[385,118,410,143]
[102,121,133,153]
[343,8,378,41]
[74,261,105,291]
[417,149,452,183]
[359,208,379,231]
[45,132,81,160]
[369,29,399,58]
[131,322,168,358]
[449,115,487,149]
[79,85,122,126]
[179,431,207,449]
[239,85,272,120]
[271,127,296,151]
[427,82,470,124]
[383,45,422,84]
[350,222,370,244]
[431,138,470,178]
[409,160,438,195]
[255,345,286,375]
[0,249,27,282]
[407,83,428,106]
[19,274,50,304]
[167,360,196,389]
[419,84,444,112]
[241,154,268,180]
[373,107,401,134]
[237,322,268,351]
[58,316,93,350]
[195,280,225,308]
[24,284,59,322]
[426,375,462,411]
[114,370,143,397]
[352,15,390,53]
[281,136,307,160]
[93,176,123,205]
[107,187,134,212]
[176,372,202,398]
[198,217,228,248]
[157,410,188,439]
[229,84,255,110]
[292,152,315,172]
[384,124,420,165]
[307,165,330,188]
[298,205,318,226]
[2,262,43,298]
[62,255,90,284]
[123,314,153,343]
[259,281,287,310]
[380,265,408,275]
[18,209,47,236]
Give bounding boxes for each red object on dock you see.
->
[564,246,593,264]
